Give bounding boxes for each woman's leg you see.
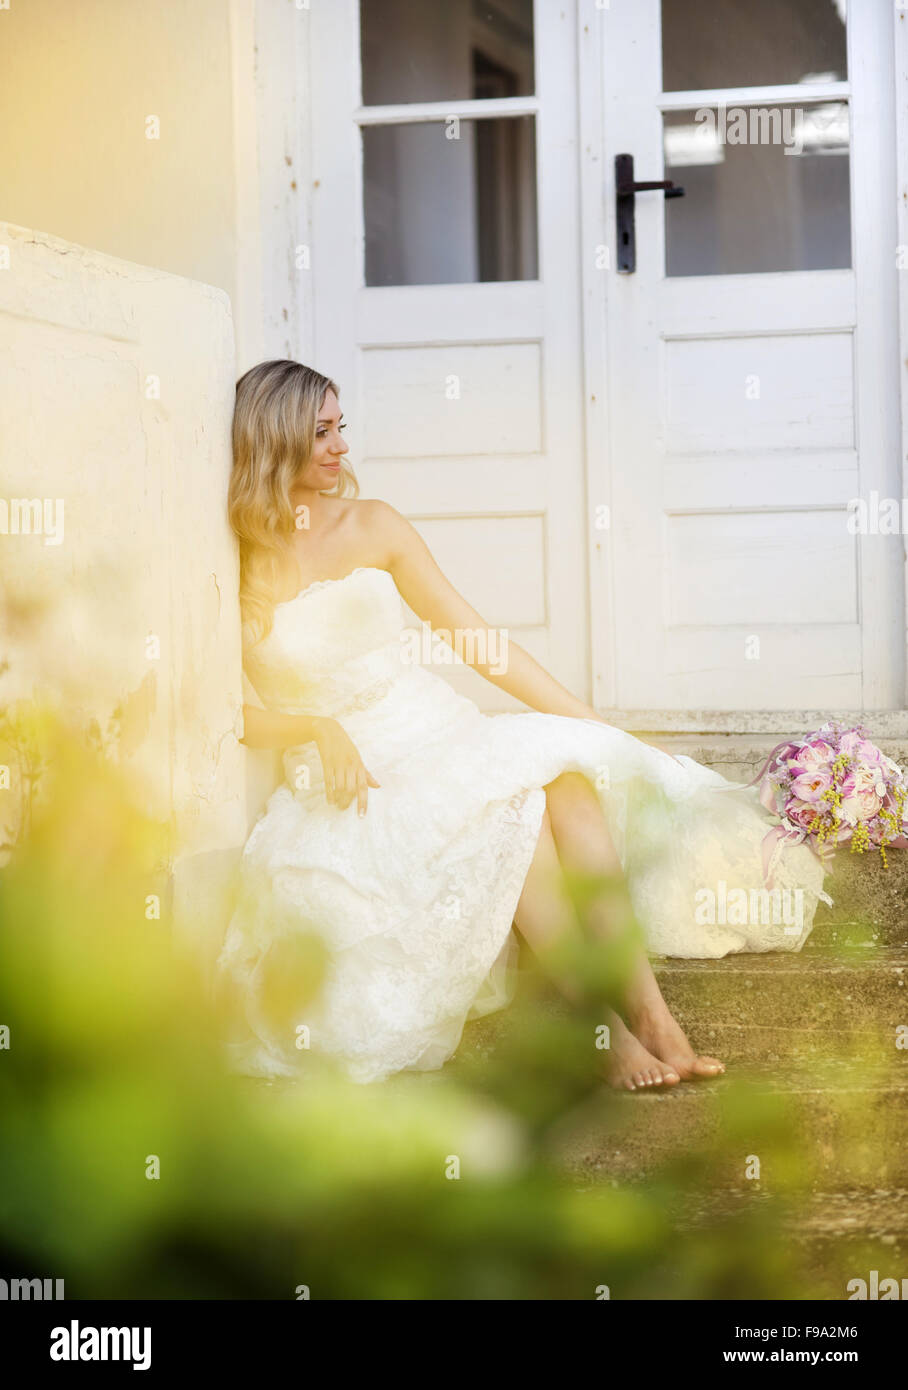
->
[544,772,725,1081]
[512,805,681,1090]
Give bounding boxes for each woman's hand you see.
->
[313,717,381,815]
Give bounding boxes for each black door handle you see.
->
[615,153,685,273]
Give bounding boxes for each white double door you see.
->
[305,0,903,716]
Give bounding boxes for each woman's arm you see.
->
[376,502,601,721]
[240,705,327,750]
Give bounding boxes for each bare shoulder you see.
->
[354,496,403,530]
[322,495,390,542]
[352,498,422,561]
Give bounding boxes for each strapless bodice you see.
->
[244,567,407,719]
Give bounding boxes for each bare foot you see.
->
[631,1003,725,1081]
[601,1011,681,1092]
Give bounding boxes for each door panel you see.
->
[362,344,543,457]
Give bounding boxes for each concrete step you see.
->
[671,1185,908,1241]
[462,945,908,1066]
[641,1188,908,1300]
[545,1059,908,1191]
[777,1189,908,1301]
[778,1184,906,1289]
[655,944,908,1064]
[654,732,908,787]
[812,864,908,947]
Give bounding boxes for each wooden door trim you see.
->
[850,0,903,705]
[578,0,616,709]
[893,2,908,706]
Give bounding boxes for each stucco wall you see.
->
[0,221,245,867]
[0,0,286,852]
[0,0,239,309]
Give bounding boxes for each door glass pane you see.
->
[360,0,534,105]
[364,117,538,286]
[663,103,851,276]
[662,0,847,92]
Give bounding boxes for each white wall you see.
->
[0,222,245,874]
[0,0,240,313]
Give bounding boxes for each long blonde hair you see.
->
[229,360,359,648]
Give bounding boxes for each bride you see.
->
[217,359,829,1092]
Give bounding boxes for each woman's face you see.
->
[298,388,349,490]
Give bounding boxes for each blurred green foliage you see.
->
[0,710,881,1299]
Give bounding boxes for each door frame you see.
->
[577,0,908,731]
[896,3,908,717]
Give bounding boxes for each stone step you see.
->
[655,944,908,1064]
[777,1190,908,1301]
[462,945,908,1066]
[653,732,908,787]
[545,1059,908,1191]
[644,1188,908,1300]
[812,867,908,947]
[671,1186,908,1244]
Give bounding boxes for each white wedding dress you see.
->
[216,566,830,1084]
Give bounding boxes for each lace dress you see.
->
[216,567,830,1083]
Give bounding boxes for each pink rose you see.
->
[784,797,822,832]
[789,740,835,773]
[789,770,833,803]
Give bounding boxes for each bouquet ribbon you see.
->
[760,822,835,891]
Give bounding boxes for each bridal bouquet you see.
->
[751,721,908,882]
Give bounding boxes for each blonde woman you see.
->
[217,360,829,1089]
